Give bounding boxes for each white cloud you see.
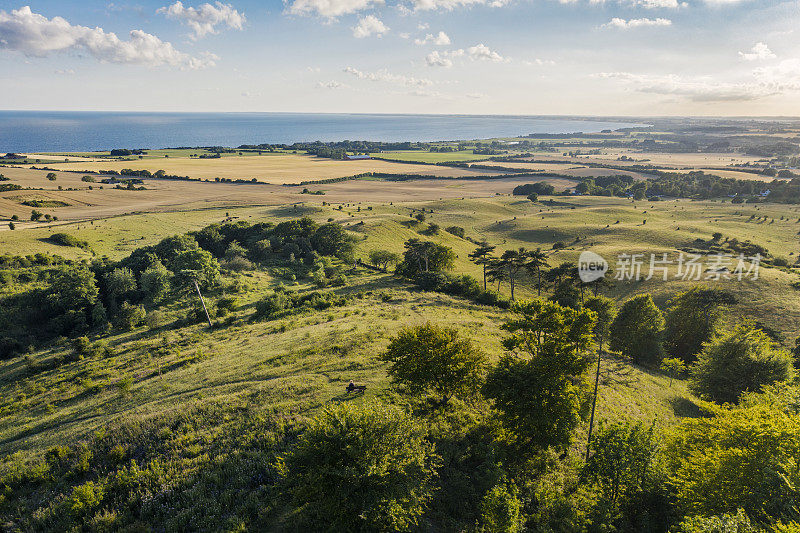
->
[417,22,430,30]
[754,59,800,91]
[467,43,506,62]
[425,50,453,67]
[602,17,671,29]
[415,31,451,45]
[631,0,684,7]
[343,66,432,87]
[316,80,347,88]
[157,2,245,40]
[352,15,389,38]
[424,44,506,67]
[0,6,215,69]
[286,0,384,18]
[410,0,511,11]
[739,42,775,61]
[524,58,556,66]
[55,68,75,75]
[597,71,774,102]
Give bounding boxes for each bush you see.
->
[280,402,439,531]
[445,226,465,238]
[689,323,796,404]
[145,310,167,329]
[223,256,254,272]
[47,233,89,249]
[115,302,146,330]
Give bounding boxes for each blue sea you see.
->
[0,111,645,153]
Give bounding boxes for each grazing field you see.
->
[3,123,800,531]
[39,153,512,183]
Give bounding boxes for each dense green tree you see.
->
[663,385,800,522]
[139,258,173,303]
[381,323,486,405]
[311,223,356,261]
[398,238,456,276]
[610,294,665,366]
[689,323,795,404]
[173,249,220,288]
[47,267,99,312]
[279,402,439,531]
[369,249,400,271]
[484,300,595,452]
[104,267,137,309]
[664,288,737,363]
[583,421,658,522]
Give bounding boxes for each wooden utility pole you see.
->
[586,337,603,462]
[193,279,212,327]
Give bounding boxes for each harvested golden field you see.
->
[43,153,509,183]
[0,166,576,227]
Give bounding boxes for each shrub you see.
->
[445,226,465,238]
[115,302,146,330]
[223,256,254,272]
[47,233,89,249]
[280,402,439,531]
[689,323,796,404]
[145,310,167,329]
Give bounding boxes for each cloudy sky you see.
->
[0,0,799,115]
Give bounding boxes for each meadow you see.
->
[2,124,800,530]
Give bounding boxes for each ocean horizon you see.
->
[0,111,646,153]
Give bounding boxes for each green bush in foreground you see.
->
[279,401,439,531]
[689,323,795,404]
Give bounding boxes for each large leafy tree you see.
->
[311,223,356,261]
[47,267,99,312]
[381,323,486,405]
[583,421,659,522]
[663,287,737,363]
[484,300,596,452]
[279,402,439,531]
[609,294,665,367]
[689,323,795,404]
[398,238,456,277]
[663,385,800,522]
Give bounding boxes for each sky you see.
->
[0,0,799,115]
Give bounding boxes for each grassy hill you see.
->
[1,191,797,530]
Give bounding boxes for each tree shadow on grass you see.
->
[668,396,703,418]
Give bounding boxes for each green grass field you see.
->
[3,184,799,531]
